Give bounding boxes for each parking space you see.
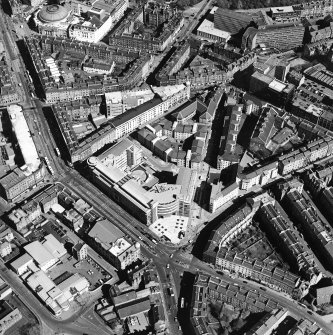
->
[47,254,111,291]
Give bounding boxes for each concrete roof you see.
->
[24,241,57,267]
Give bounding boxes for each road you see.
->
[1,3,333,335]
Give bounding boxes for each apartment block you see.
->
[217,104,243,170]
[258,198,321,284]
[236,162,278,191]
[278,137,333,175]
[283,189,333,271]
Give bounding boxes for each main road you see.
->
[1,4,333,335]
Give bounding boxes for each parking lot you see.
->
[47,253,112,291]
[22,216,113,291]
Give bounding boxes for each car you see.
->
[174,316,178,322]
[259,287,267,291]
[166,264,170,269]
[307,311,313,315]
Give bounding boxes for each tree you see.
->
[216,0,230,8]
[177,0,191,9]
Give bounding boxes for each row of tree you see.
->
[177,0,315,10]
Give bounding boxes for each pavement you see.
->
[1,3,333,335]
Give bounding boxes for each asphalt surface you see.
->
[1,3,333,335]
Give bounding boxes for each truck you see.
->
[180,297,185,308]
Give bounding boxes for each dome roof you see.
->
[38,5,69,23]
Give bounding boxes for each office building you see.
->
[87,157,158,225]
[88,219,141,269]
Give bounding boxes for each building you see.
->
[236,162,278,191]
[8,105,40,172]
[303,63,333,91]
[270,6,296,21]
[217,104,243,170]
[0,302,22,335]
[0,54,20,106]
[54,83,190,163]
[0,242,11,258]
[278,137,333,175]
[0,105,46,201]
[72,242,88,261]
[8,185,59,232]
[245,309,289,335]
[190,273,283,335]
[197,19,231,43]
[155,43,190,86]
[23,235,66,272]
[25,35,152,104]
[215,249,302,297]
[0,277,12,300]
[26,270,89,315]
[210,182,239,213]
[316,285,333,305]
[250,71,295,107]
[258,196,321,284]
[105,88,155,120]
[88,157,158,225]
[283,189,333,271]
[176,168,197,217]
[88,219,141,269]
[34,4,74,38]
[0,165,47,202]
[242,24,305,51]
[35,0,129,43]
[10,253,34,276]
[250,106,278,151]
[214,8,252,36]
[109,10,184,53]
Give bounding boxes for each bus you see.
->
[55,147,60,157]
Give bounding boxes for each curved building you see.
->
[37,5,70,23]
[34,5,76,38]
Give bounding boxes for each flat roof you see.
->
[149,216,189,244]
[88,218,130,254]
[151,84,186,101]
[268,79,286,92]
[24,241,57,267]
[121,179,153,208]
[8,105,40,172]
[11,253,33,270]
[98,138,133,160]
[197,19,231,40]
[43,234,67,259]
[271,6,294,13]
